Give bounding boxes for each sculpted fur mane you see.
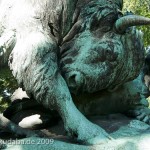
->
[0,0,150,146]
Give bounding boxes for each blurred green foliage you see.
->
[0,67,18,112]
[123,0,150,47]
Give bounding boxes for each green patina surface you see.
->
[0,67,18,112]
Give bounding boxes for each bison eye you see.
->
[100,26,112,32]
[90,20,112,33]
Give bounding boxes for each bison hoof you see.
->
[83,132,112,145]
[66,122,112,145]
[127,107,150,124]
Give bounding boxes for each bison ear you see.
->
[119,0,123,9]
[115,0,123,10]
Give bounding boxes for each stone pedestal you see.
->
[1,114,150,150]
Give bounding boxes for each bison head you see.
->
[60,0,150,94]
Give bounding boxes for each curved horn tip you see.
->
[115,15,150,33]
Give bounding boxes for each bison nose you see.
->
[66,71,84,94]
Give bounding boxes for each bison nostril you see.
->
[68,74,77,87]
[67,72,83,93]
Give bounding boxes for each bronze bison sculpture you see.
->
[0,0,150,145]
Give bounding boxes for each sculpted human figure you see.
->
[0,0,150,145]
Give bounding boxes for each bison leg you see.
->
[9,31,111,145]
[127,107,150,124]
[122,81,150,124]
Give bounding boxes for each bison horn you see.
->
[115,15,150,34]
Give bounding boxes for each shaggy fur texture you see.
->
[0,0,149,145]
